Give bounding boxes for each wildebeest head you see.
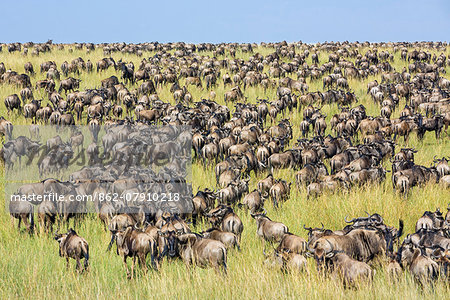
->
[308,238,335,269]
[158,221,184,258]
[303,223,332,243]
[396,237,417,267]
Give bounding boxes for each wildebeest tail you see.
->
[397,220,404,238]
[29,205,35,233]
[106,234,116,252]
[401,179,408,196]
[221,247,227,275]
[149,240,157,269]
[82,242,89,270]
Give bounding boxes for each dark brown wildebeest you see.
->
[393,148,417,162]
[191,189,216,225]
[269,179,291,209]
[101,75,119,88]
[201,228,240,250]
[415,209,444,232]
[109,225,158,278]
[176,233,228,274]
[139,80,156,95]
[134,70,150,83]
[207,205,244,241]
[295,163,328,187]
[397,242,439,285]
[0,116,13,139]
[240,189,264,214]
[417,115,444,140]
[20,87,33,105]
[40,61,57,73]
[97,57,116,72]
[218,167,241,188]
[201,141,219,166]
[277,232,307,254]
[24,99,41,122]
[251,212,289,243]
[137,109,160,123]
[4,94,21,114]
[264,248,307,273]
[58,77,81,94]
[9,196,34,233]
[433,156,449,177]
[24,62,34,75]
[37,200,57,233]
[321,248,374,286]
[185,76,202,88]
[268,150,298,173]
[54,229,89,271]
[308,228,394,264]
[224,86,243,103]
[257,174,274,196]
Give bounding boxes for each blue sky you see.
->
[0,0,448,43]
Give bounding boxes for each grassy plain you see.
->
[0,44,449,299]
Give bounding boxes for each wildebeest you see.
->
[0,116,13,139]
[397,242,439,285]
[9,197,35,233]
[4,94,21,114]
[269,179,291,208]
[264,248,307,273]
[251,212,289,243]
[176,233,228,274]
[201,228,240,250]
[322,249,374,287]
[54,229,89,271]
[110,225,158,278]
[240,189,264,214]
[58,77,81,94]
[308,228,396,263]
[415,209,444,231]
[207,205,244,241]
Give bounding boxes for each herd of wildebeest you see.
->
[1,40,450,287]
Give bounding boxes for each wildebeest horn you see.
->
[303,224,312,231]
[344,216,356,223]
[326,239,334,252]
[320,223,324,230]
[365,211,371,218]
[263,208,268,215]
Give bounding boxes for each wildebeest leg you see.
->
[17,215,25,231]
[22,215,31,233]
[139,254,147,273]
[123,256,130,279]
[66,257,70,269]
[131,256,136,279]
[76,257,81,271]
